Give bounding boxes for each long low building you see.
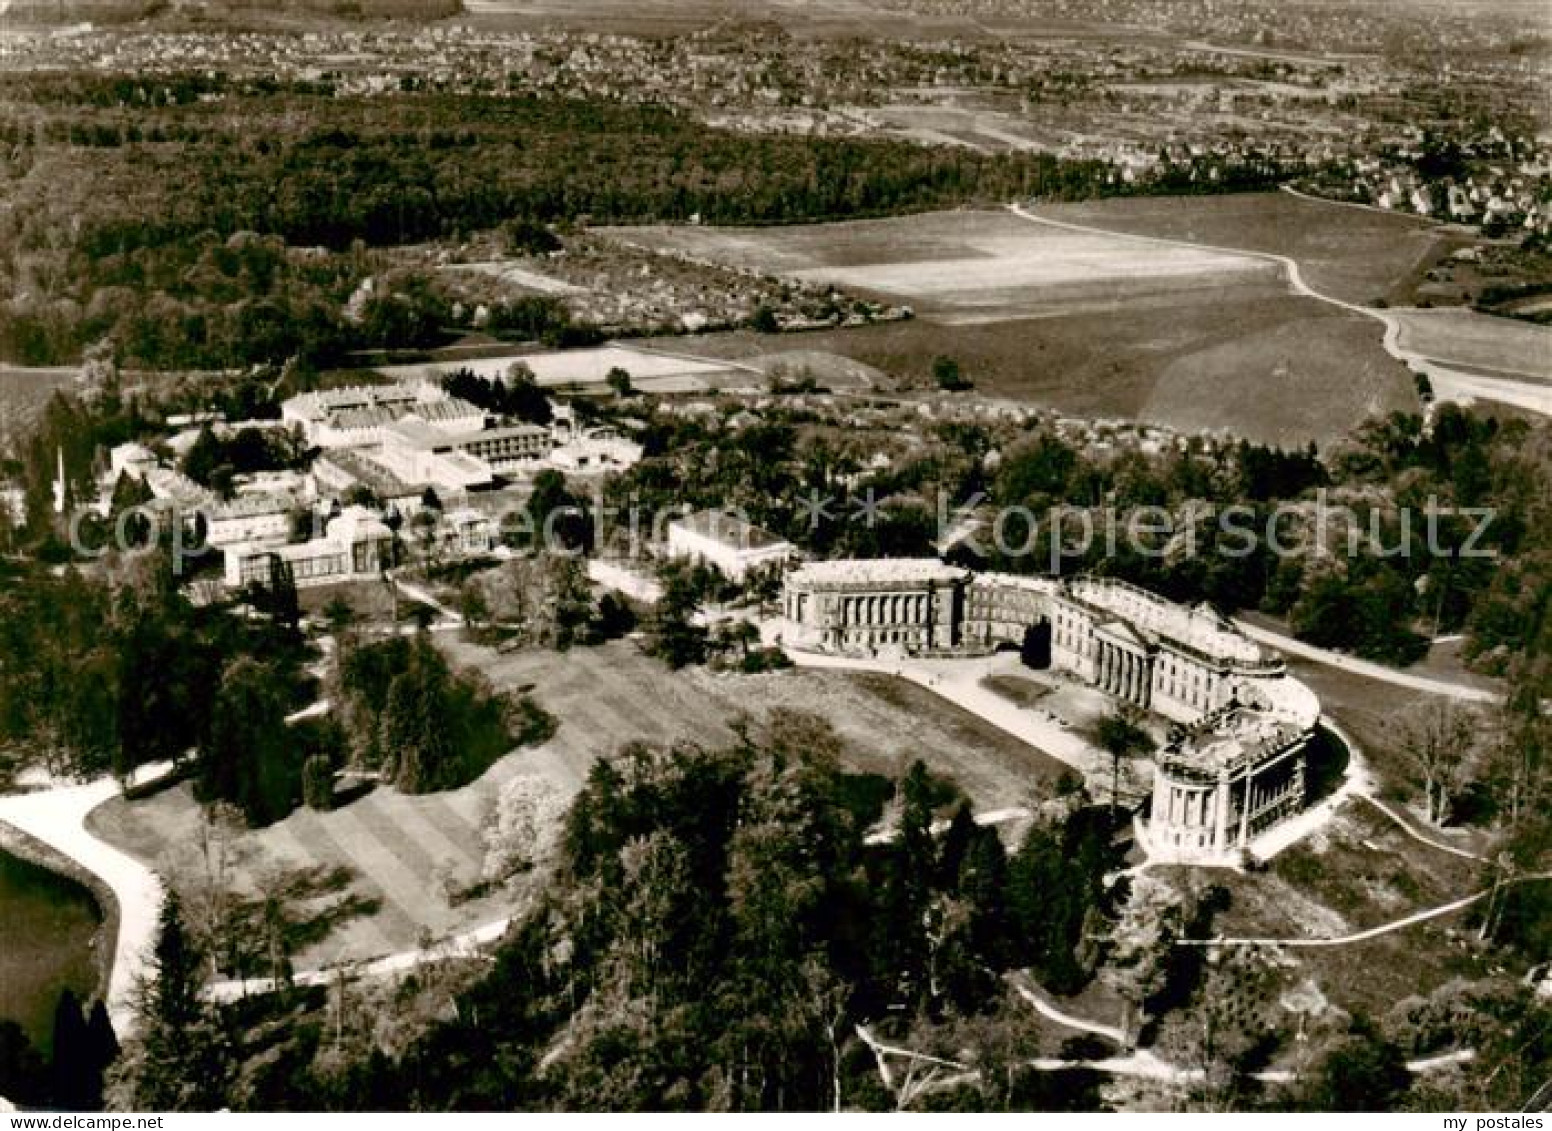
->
[223,507,395,590]
[667,508,798,582]
[780,561,1322,865]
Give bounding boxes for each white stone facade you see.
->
[666,509,797,582]
[782,562,1322,863]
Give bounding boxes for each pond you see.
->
[0,848,102,1055]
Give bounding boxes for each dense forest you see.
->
[0,546,315,795]
[0,80,1283,367]
[104,713,1131,1110]
[101,711,1552,1112]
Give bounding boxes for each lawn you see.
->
[665,288,1415,449]
[1158,799,1496,1020]
[88,639,1070,969]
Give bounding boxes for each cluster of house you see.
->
[780,558,1321,866]
[1319,138,1552,233]
[98,379,646,591]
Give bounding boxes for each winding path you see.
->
[0,764,171,1038]
[1006,202,1552,419]
[206,914,513,1003]
[1230,618,1503,706]
[1177,872,1551,950]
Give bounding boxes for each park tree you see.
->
[1300,1017,1411,1112]
[48,989,93,1110]
[112,892,232,1111]
[1168,946,1287,1110]
[502,362,552,425]
[464,553,594,649]
[380,638,458,794]
[47,989,117,1110]
[605,366,633,398]
[526,470,590,553]
[302,752,335,811]
[1090,705,1153,821]
[749,304,779,334]
[0,1021,48,1108]
[1485,658,1551,832]
[1395,700,1482,826]
[932,355,970,391]
[645,567,708,669]
[196,656,297,826]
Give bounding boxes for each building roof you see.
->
[415,398,484,425]
[1066,577,1271,666]
[972,572,1059,597]
[789,558,966,587]
[284,382,431,421]
[671,508,792,553]
[316,450,424,500]
[330,405,402,433]
[210,491,296,520]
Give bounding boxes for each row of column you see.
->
[839,592,929,628]
[1237,764,1301,844]
[1165,784,1214,829]
[1096,641,1151,708]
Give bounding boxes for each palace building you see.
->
[782,559,967,653]
[780,561,1323,865]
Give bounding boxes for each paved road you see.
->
[0,762,173,1038]
[1230,618,1504,705]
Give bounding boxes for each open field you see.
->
[671,287,1414,448]
[88,640,1068,967]
[377,343,757,393]
[615,206,1417,445]
[1023,192,1459,308]
[1393,308,1551,383]
[609,209,1281,323]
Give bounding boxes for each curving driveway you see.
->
[0,766,170,1038]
